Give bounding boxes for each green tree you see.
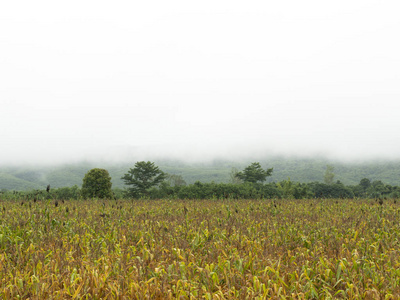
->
[165,174,187,187]
[121,161,166,198]
[277,178,309,199]
[81,168,113,199]
[229,167,243,184]
[309,182,354,198]
[235,162,273,183]
[324,165,335,185]
[277,177,295,199]
[359,178,371,191]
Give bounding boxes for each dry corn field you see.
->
[0,198,400,299]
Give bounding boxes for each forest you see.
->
[1,157,400,190]
[1,158,399,201]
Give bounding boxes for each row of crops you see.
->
[0,198,399,299]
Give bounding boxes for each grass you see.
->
[0,198,399,299]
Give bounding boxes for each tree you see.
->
[277,177,295,199]
[277,178,310,199]
[165,174,187,187]
[324,165,335,185]
[81,168,113,199]
[235,162,273,183]
[121,161,166,198]
[229,167,243,184]
[359,178,371,191]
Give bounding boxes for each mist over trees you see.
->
[324,165,335,185]
[1,157,400,200]
[2,160,400,201]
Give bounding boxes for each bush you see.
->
[53,185,80,200]
[308,182,354,198]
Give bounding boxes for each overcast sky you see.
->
[1,0,400,165]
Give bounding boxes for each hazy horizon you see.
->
[1,1,400,166]
[1,144,400,168]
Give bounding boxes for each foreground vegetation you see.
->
[1,198,400,299]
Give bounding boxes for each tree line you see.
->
[1,162,399,200]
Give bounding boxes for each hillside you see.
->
[1,157,400,191]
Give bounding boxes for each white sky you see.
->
[1,0,400,164]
